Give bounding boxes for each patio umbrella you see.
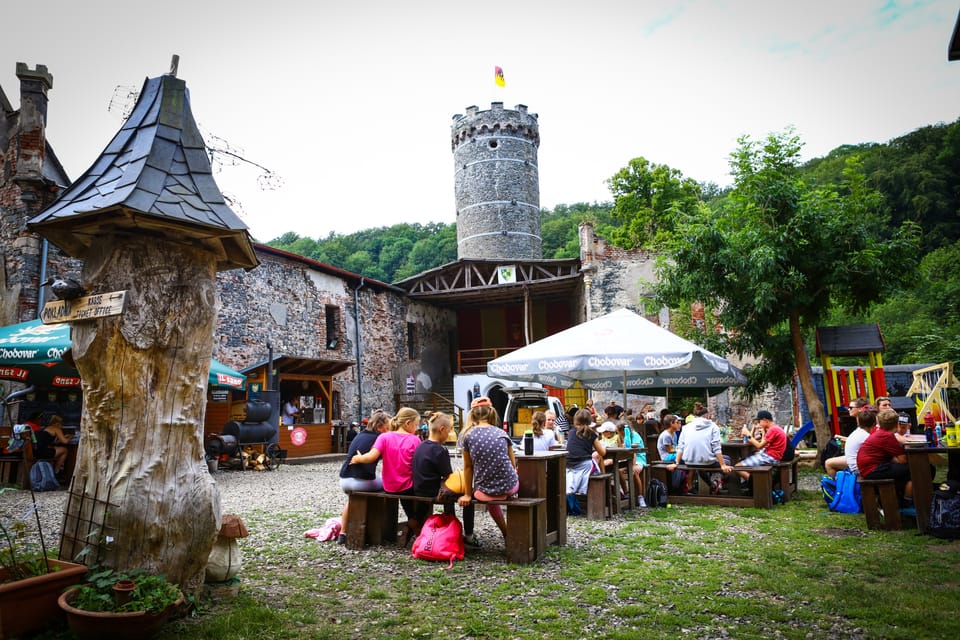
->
[0,319,246,390]
[486,308,747,401]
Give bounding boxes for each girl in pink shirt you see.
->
[350,406,422,544]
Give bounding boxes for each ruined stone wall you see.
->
[214,250,455,422]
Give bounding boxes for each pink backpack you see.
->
[411,514,464,568]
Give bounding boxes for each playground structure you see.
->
[906,362,960,425]
[816,324,887,435]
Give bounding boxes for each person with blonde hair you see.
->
[350,406,422,545]
[531,410,558,452]
[458,397,518,541]
[337,410,390,544]
[413,412,480,548]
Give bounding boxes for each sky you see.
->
[3,0,959,243]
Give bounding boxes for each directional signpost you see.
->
[40,290,127,324]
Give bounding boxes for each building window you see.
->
[407,322,418,360]
[332,390,341,422]
[326,305,339,349]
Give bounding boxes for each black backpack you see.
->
[646,478,668,508]
[928,480,960,539]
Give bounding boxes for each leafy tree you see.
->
[606,157,701,249]
[656,130,920,452]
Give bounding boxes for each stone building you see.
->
[2,65,774,456]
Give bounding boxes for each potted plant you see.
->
[0,487,88,639]
[57,567,184,640]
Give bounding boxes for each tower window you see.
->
[488,140,499,150]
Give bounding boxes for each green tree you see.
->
[656,130,920,452]
[606,157,701,249]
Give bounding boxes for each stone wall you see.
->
[214,248,455,422]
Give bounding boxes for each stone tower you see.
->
[451,102,541,260]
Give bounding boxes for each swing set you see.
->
[906,362,959,425]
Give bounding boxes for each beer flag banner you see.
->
[495,66,505,87]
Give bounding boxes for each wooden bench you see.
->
[583,473,615,519]
[0,426,35,488]
[859,478,902,531]
[649,463,774,508]
[346,491,548,564]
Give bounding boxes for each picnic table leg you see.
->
[345,494,369,549]
[504,504,535,564]
[752,470,773,508]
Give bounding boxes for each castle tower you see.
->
[451,102,541,260]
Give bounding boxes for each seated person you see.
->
[657,414,681,463]
[894,412,911,443]
[858,409,913,503]
[565,409,606,495]
[33,414,72,475]
[672,406,733,494]
[826,407,877,478]
[736,410,787,488]
[845,409,877,477]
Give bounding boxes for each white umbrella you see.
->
[486,308,746,400]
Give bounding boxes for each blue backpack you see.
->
[30,460,60,492]
[820,470,862,513]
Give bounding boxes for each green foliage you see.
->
[70,567,181,613]
[605,157,701,249]
[656,129,921,394]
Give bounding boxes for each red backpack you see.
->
[411,514,464,568]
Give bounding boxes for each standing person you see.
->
[565,408,607,496]
[337,411,390,544]
[282,398,299,426]
[674,405,733,494]
[458,397,519,541]
[876,396,893,411]
[657,414,681,463]
[585,398,598,421]
[33,414,71,477]
[412,412,480,549]
[736,410,787,488]
[858,409,913,503]
[350,407,422,546]
[531,411,558,452]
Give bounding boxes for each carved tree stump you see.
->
[62,236,221,592]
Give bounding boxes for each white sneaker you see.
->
[638,496,648,508]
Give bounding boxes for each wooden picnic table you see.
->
[721,439,755,465]
[905,445,960,534]
[603,447,640,512]
[515,450,567,546]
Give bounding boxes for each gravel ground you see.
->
[4,454,822,557]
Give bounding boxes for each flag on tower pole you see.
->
[495,66,505,87]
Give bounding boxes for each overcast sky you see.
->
[3,1,959,243]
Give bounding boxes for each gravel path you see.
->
[4,455,822,558]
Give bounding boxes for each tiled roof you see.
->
[28,73,258,271]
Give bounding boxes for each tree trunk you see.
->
[61,235,221,594]
[788,309,830,454]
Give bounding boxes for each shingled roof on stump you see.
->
[28,68,258,271]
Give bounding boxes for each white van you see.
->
[502,387,565,440]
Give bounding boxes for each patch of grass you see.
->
[107,467,960,639]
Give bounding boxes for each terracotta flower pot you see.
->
[58,587,183,640]
[0,559,88,639]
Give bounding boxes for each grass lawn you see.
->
[47,467,960,640]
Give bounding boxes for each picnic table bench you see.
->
[649,463,775,508]
[345,491,548,564]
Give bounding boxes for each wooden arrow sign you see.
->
[40,290,128,324]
